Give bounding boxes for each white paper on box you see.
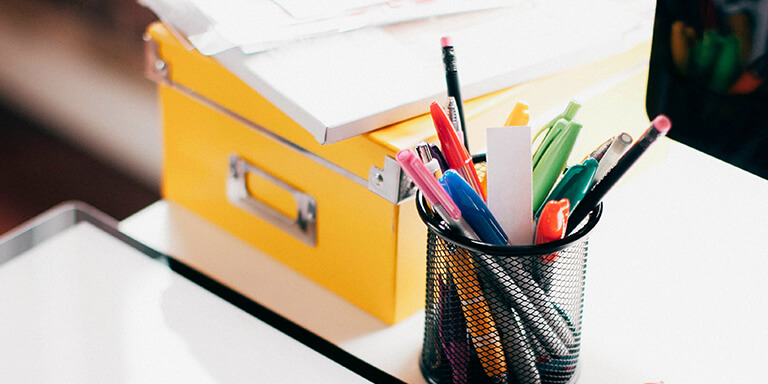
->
[486,125,534,245]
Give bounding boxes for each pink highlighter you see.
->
[395,148,476,238]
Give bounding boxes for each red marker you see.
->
[430,101,486,200]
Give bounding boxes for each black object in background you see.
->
[647,0,768,179]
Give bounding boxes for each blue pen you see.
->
[439,170,507,245]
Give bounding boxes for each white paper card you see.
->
[486,125,534,245]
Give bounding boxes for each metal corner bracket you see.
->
[368,156,416,205]
[143,33,170,84]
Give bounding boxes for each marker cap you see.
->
[396,149,462,221]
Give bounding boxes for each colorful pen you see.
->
[429,143,450,172]
[535,158,598,217]
[592,132,632,186]
[535,199,570,253]
[396,149,508,383]
[441,170,574,356]
[583,136,616,163]
[448,248,508,384]
[533,119,567,170]
[475,251,572,358]
[532,100,580,145]
[438,277,470,384]
[440,170,506,245]
[532,120,583,211]
[567,115,672,232]
[397,149,470,235]
[484,286,542,384]
[505,102,530,126]
[431,102,486,200]
[415,141,434,163]
[534,199,570,292]
[441,36,469,150]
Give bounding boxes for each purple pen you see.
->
[429,144,450,173]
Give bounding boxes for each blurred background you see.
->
[0,0,159,233]
[2,0,764,235]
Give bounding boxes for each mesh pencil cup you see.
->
[416,187,602,384]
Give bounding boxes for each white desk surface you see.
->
[0,221,376,383]
[121,133,768,383]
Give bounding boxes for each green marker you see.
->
[532,120,583,211]
[533,118,568,170]
[710,35,741,93]
[534,158,598,216]
[689,29,723,80]
[532,101,581,165]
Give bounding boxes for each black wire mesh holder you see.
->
[415,182,602,384]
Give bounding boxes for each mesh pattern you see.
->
[420,231,589,384]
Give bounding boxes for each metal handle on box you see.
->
[227,155,317,247]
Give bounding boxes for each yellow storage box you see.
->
[144,20,652,325]
[145,22,449,325]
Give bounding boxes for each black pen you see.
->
[567,115,671,232]
[441,36,469,152]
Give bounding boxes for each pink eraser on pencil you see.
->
[440,36,453,47]
[652,115,672,135]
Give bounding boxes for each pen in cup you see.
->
[532,100,581,149]
[396,149,508,383]
[483,280,542,384]
[535,158,598,217]
[583,136,615,162]
[438,277,470,384]
[532,120,583,211]
[568,115,671,232]
[431,102,485,200]
[534,199,570,293]
[505,102,530,126]
[592,132,633,187]
[440,170,574,356]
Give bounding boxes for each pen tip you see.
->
[652,115,672,135]
[441,36,453,47]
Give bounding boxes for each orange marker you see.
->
[535,199,570,262]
